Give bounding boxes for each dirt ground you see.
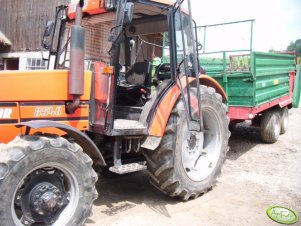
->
[86,107,301,226]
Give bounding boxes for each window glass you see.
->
[174,9,195,76]
[26,58,47,70]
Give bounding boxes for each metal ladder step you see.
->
[112,119,147,135]
[109,162,147,174]
[113,119,146,130]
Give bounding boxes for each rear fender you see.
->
[17,120,106,166]
[142,75,227,150]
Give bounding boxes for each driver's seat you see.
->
[116,61,152,106]
[125,61,152,88]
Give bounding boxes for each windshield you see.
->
[174,2,197,76]
[108,0,127,55]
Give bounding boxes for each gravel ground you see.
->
[86,107,301,226]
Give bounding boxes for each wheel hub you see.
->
[187,133,197,152]
[181,109,222,182]
[184,132,204,157]
[30,182,63,216]
[15,170,70,225]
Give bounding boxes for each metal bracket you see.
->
[113,137,122,167]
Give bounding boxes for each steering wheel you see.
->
[153,63,171,86]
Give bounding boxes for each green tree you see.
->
[287,39,301,56]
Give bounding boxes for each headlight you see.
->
[104,0,116,10]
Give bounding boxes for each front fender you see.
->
[17,120,106,166]
[143,75,227,150]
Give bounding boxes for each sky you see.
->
[190,0,301,52]
[70,0,300,52]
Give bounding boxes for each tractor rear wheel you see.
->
[144,86,230,200]
[0,135,98,226]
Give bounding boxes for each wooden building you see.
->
[0,0,164,70]
[0,0,69,70]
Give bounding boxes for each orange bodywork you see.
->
[94,62,111,103]
[0,70,91,101]
[0,103,21,143]
[149,74,227,136]
[68,0,106,19]
[0,70,92,143]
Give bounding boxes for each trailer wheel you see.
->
[279,107,289,134]
[143,86,230,200]
[260,110,281,143]
[0,135,98,226]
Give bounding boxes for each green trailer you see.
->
[201,51,297,108]
[158,20,300,143]
[197,20,301,143]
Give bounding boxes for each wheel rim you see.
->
[181,106,222,182]
[12,163,79,226]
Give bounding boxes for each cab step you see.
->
[109,162,147,174]
[112,119,147,136]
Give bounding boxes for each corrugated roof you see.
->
[0,31,11,46]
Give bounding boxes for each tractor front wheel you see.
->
[0,135,98,226]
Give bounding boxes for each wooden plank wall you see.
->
[0,0,69,52]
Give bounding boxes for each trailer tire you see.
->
[260,110,281,143]
[0,135,98,226]
[279,107,289,134]
[143,86,230,200]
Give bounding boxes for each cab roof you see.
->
[68,0,177,20]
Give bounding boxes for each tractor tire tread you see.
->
[143,86,229,200]
[0,135,98,226]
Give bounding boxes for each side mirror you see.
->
[197,42,203,51]
[41,21,55,50]
[44,21,55,37]
[123,3,134,26]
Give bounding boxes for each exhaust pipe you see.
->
[67,0,85,114]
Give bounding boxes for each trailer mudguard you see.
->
[16,120,106,166]
[141,75,227,150]
[293,65,301,108]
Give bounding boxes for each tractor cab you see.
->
[41,0,201,137]
[38,0,211,176]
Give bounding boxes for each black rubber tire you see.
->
[260,109,281,143]
[0,135,98,226]
[143,85,230,200]
[279,107,289,134]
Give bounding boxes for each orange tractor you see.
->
[0,0,229,225]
